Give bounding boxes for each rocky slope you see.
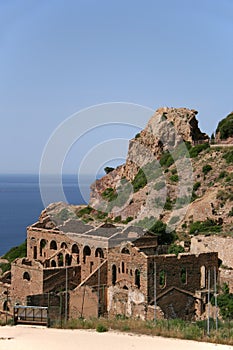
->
[81,107,233,239]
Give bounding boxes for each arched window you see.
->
[50,240,57,250]
[3,301,9,311]
[65,254,72,266]
[122,262,125,274]
[95,248,104,258]
[72,244,79,254]
[135,269,140,289]
[58,253,63,267]
[159,270,166,288]
[181,267,187,284]
[23,272,30,281]
[51,260,56,267]
[121,247,130,255]
[112,264,117,285]
[40,239,47,256]
[83,246,91,263]
[61,242,67,249]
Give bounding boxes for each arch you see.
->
[122,261,125,274]
[72,244,79,254]
[200,265,206,288]
[112,264,117,285]
[181,267,187,284]
[51,260,56,267]
[83,245,91,263]
[50,240,57,250]
[23,272,30,281]
[40,239,47,256]
[121,247,130,255]
[58,253,64,267]
[159,270,166,288]
[95,248,104,258]
[3,300,9,311]
[135,269,140,289]
[65,254,72,266]
[61,242,67,249]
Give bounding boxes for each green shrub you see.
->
[189,219,222,234]
[216,112,233,139]
[132,168,147,192]
[77,206,93,217]
[122,216,133,224]
[2,241,27,262]
[170,174,179,182]
[150,220,176,244]
[223,150,233,164]
[159,151,174,168]
[114,215,122,223]
[164,197,172,210]
[104,166,115,174]
[96,323,108,332]
[189,143,210,158]
[135,133,140,139]
[228,207,233,217]
[193,182,201,191]
[102,187,117,202]
[218,171,227,179]
[202,164,212,175]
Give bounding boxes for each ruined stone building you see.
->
[1,204,219,322]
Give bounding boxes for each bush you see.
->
[168,244,185,256]
[189,143,210,158]
[216,112,233,139]
[132,168,147,192]
[150,220,176,245]
[164,197,172,210]
[170,174,179,182]
[202,164,212,175]
[2,241,27,262]
[223,150,233,164]
[77,206,93,217]
[122,216,133,224]
[102,187,117,202]
[193,182,201,191]
[159,151,174,168]
[96,323,108,332]
[218,171,227,179]
[104,166,115,174]
[189,219,222,234]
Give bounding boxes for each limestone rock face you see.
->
[89,107,208,221]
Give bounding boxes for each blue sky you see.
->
[1,0,233,174]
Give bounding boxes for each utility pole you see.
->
[214,266,218,331]
[97,265,101,318]
[65,266,68,323]
[207,269,210,336]
[154,260,157,323]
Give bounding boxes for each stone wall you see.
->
[11,259,43,305]
[191,235,233,268]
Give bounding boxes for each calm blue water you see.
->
[0,174,91,256]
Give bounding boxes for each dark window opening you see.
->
[135,269,140,289]
[40,239,47,256]
[51,260,56,267]
[181,267,187,284]
[23,272,30,281]
[95,248,104,258]
[83,245,91,264]
[72,244,79,254]
[112,264,117,285]
[50,240,57,250]
[122,262,125,274]
[58,253,63,267]
[33,246,37,260]
[65,254,72,266]
[61,242,67,249]
[159,270,166,288]
[121,247,130,255]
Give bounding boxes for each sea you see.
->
[0,174,92,256]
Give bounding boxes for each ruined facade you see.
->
[1,207,219,322]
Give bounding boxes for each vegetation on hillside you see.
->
[216,112,233,140]
[0,240,27,274]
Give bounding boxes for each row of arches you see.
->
[112,264,141,289]
[33,238,105,265]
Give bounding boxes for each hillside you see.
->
[74,107,233,240]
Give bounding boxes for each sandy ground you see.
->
[0,326,233,350]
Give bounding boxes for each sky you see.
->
[0,0,233,175]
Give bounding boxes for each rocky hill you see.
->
[71,107,232,241]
